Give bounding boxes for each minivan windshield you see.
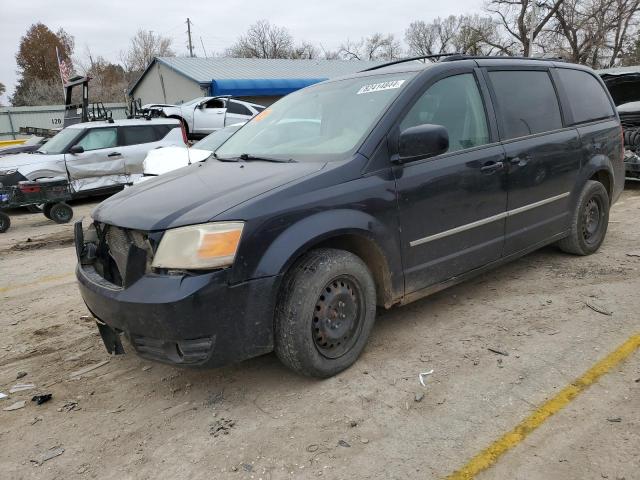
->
[37,127,82,155]
[216,72,416,162]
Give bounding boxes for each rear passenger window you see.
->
[400,73,490,153]
[121,126,159,146]
[488,70,562,140]
[556,69,614,124]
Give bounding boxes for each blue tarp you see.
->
[210,78,327,97]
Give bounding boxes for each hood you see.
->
[93,159,326,230]
[143,147,211,176]
[0,152,58,168]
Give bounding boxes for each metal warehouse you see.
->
[129,57,384,106]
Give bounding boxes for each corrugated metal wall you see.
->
[0,103,128,140]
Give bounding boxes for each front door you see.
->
[484,68,582,255]
[192,98,227,134]
[65,126,125,192]
[393,72,508,294]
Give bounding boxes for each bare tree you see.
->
[338,33,402,60]
[606,0,640,66]
[486,0,566,56]
[11,78,64,106]
[227,20,294,58]
[406,15,507,58]
[121,29,174,74]
[291,42,320,59]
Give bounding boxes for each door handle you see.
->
[217,111,224,114]
[480,161,504,173]
[108,152,122,157]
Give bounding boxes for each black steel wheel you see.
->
[49,202,73,224]
[275,248,377,378]
[557,180,609,255]
[312,275,365,359]
[0,211,10,233]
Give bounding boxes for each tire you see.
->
[43,203,54,220]
[557,180,609,255]
[49,202,73,224]
[0,212,10,233]
[274,248,377,378]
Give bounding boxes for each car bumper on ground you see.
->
[624,150,640,178]
[76,262,280,368]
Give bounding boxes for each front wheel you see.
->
[274,248,377,378]
[557,180,609,255]
[0,212,10,233]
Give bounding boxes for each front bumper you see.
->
[624,150,640,177]
[76,262,280,367]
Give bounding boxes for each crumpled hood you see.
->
[93,159,326,230]
[0,152,62,169]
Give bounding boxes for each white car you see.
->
[136,123,244,183]
[142,97,264,138]
[0,119,185,195]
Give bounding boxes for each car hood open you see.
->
[93,159,326,231]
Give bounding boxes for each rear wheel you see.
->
[274,248,376,378]
[557,180,609,255]
[0,212,10,233]
[49,202,73,224]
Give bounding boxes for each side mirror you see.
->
[69,145,84,154]
[397,124,449,162]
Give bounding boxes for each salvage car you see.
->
[136,123,244,182]
[76,56,623,377]
[0,119,185,195]
[142,96,264,139]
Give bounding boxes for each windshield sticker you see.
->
[357,80,406,95]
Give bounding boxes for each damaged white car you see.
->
[136,123,244,183]
[0,119,185,196]
[142,96,264,138]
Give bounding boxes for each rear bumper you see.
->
[76,263,280,367]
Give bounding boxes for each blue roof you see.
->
[210,78,327,96]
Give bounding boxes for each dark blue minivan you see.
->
[75,56,624,377]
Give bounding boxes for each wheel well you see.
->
[306,234,396,308]
[590,170,612,199]
[168,115,188,134]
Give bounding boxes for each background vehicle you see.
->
[0,119,185,196]
[0,137,47,157]
[136,123,244,182]
[76,56,623,378]
[142,96,264,138]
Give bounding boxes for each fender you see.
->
[248,208,404,303]
[573,154,615,202]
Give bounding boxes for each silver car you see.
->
[0,119,185,195]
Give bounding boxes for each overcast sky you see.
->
[0,0,483,104]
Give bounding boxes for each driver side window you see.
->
[400,74,489,153]
[75,127,117,151]
[205,99,225,109]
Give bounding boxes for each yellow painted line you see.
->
[446,333,640,480]
[0,139,26,147]
[0,272,74,293]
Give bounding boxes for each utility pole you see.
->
[186,18,194,58]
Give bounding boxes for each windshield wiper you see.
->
[239,153,296,163]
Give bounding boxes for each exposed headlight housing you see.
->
[152,222,244,270]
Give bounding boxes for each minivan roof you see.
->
[67,118,180,129]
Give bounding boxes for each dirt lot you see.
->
[1,186,639,480]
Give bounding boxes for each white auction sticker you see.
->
[357,80,406,95]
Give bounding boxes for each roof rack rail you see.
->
[439,54,567,63]
[362,54,569,72]
[360,53,462,72]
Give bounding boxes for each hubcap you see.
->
[312,275,363,359]
[582,197,601,244]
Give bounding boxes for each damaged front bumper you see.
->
[74,221,280,368]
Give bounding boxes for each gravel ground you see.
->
[0,185,638,480]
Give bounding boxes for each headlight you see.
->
[0,169,17,176]
[152,222,244,270]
